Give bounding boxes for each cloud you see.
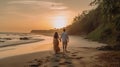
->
[8,0,68,10]
[0,0,71,18]
[50,4,68,10]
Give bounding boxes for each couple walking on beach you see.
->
[53,29,69,54]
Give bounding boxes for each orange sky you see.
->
[0,0,94,33]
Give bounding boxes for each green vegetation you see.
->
[68,0,120,46]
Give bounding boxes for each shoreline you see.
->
[0,35,52,59]
[0,43,52,60]
[0,39,44,48]
[0,43,53,60]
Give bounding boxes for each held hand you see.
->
[67,39,69,43]
[59,39,61,42]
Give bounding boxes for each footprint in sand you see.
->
[54,59,60,62]
[59,62,66,65]
[71,54,77,57]
[53,66,59,67]
[27,59,43,67]
[64,61,72,64]
[45,56,51,59]
[75,57,83,60]
[59,61,72,65]
[30,64,39,67]
[71,51,79,55]
[29,62,42,67]
[44,59,49,63]
[43,65,48,67]
[29,62,41,67]
[34,59,43,63]
[37,60,42,63]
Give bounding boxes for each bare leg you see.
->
[63,43,65,53]
[65,43,68,52]
[63,44,64,52]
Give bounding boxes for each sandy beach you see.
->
[0,0,119,67]
[0,36,119,67]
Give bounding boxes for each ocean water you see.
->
[0,33,52,59]
[0,33,43,47]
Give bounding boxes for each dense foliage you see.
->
[68,0,120,46]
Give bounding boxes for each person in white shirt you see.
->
[61,29,69,53]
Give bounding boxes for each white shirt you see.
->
[61,32,69,42]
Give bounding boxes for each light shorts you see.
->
[62,41,67,45]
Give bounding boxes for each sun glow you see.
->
[53,15,67,29]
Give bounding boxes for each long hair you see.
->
[54,32,59,39]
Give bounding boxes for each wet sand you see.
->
[0,36,119,67]
[0,35,51,59]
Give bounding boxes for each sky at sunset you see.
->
[0,0,94,33]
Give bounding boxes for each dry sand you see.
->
[0,36,119,67]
